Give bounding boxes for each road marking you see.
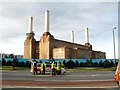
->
[28,74,108,77]
[33,79,115,82]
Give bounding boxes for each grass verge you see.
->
[2,66,116,72]
[2,66,30,70]
[66,67,116,72]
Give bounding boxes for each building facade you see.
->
[0,53,23,58]
[24,11,106,59]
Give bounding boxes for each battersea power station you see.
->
[24,10,106,59]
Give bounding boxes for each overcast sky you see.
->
[0,1,118,59]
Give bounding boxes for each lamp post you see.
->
[113,27,116,68]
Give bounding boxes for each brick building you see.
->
[24,11,106,59]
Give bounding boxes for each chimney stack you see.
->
[45,10,49,32]
[71,31,74,43]
[85,28,89,43]
[29,16,33,33]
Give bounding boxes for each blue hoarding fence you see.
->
[1,58,118,63]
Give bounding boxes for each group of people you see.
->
[33,61,61,75]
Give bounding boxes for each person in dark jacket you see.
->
[33,60,37,75]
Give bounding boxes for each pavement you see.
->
[1,70,120,89]
[2,87,120,90]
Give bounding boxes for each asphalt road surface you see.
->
[2,70,116,81]
[1,70,120,89]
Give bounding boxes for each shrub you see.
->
[6,60,12,66]
[86,59,93,67]
[75,60,79,67]
[103,60,111,68]
[93,62,99,67]
[66,60,75,68]
[79,62,85,67]
[2,58,6,65]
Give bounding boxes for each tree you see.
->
[86,59,93,67]
[19,62,25,67]
[6,60,12,66]
[26,61,31,67]
[93,62,99,67]
[9,54,14,58]
[103,60,110,68]
[75,60,79,67]
[66,60,75,68]
[5,55,8,58]
[99,61,103,67]
[110,61,114,67]
[63,60,66,67]
[2,58,6,65]
[80,62,85,67]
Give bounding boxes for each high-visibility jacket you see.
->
[41,63,46,71]
[57,63,61,71]
[51,62,56,69]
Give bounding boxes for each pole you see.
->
[113,27,116,67]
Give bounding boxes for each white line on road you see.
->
[34,79,115,82]
[28,74,112,77]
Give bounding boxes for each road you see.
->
[1,70,119,90]
[2,70,116,81]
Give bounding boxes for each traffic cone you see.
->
[50,73,52,76]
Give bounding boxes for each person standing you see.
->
[57,62,61,75]
[12,58,16,71]
[33,60,37,75]
[51,62,56,75]
[41,62,46,75]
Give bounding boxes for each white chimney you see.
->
[71,31,74,43]
[45,10,49,32]
[85,28,89,43]
[29,16,33,33]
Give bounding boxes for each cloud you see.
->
[0,2,118,58]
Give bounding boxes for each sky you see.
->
[0,1,118,59]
